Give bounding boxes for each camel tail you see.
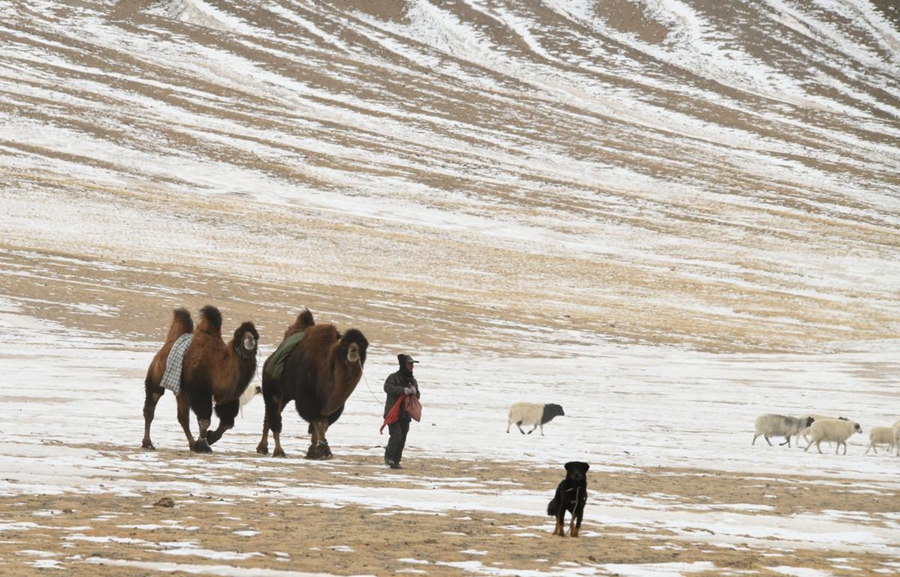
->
[198,305,223,336]
[165,307,194,343]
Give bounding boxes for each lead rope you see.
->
[357,358,384,406]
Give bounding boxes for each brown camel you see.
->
[142,305,259,453]
[256,309,368,458]
[254,309,315,455]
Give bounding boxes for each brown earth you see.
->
[0,448,898,576]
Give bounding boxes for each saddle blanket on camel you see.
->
[160,333,193,395]
[263,330,306,382]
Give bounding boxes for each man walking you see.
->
[383,354,421,469]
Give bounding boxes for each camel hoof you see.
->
[207,430,223,445]
[315,440,332,460]
[141,441,155,450]
[273,448,286,458]
[194,439,213,453]
[256,445,269,455]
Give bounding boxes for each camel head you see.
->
[233,322,259,359]
[318,328,369,414]
[340,328,368,366]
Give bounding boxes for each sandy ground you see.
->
[2,5,899,574]
[1,448,899,577]
[2,239,900,576]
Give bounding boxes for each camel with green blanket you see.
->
[255,309,314,455]
[256,309,369,458]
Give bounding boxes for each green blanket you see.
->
[264,331,305,382]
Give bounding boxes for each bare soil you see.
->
[0,448,897,576]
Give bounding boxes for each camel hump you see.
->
[166,307,194,342]
[285,308,315,338]
[297,308,315,328]
[198,305,223,336]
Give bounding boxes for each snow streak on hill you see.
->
[1,0,899,353]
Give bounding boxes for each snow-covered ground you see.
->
[1,1,900,575]
[1,303,899,575]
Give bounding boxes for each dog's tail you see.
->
[547,496,559,516]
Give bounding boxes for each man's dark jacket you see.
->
[383,369,420,419]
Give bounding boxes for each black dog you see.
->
[547,461,589,537]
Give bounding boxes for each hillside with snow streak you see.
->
[1,0,899,354]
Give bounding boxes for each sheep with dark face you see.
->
[507,403,565,436]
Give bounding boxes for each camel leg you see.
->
[188,389,213,453]
[176,392,195,451]
[306,422,319,459]
[142,386,164,450]
[257,408,272,455]
[207,400,239,446]
[258,396,286,456]
[194,418,212,453]
[307,419,332,460]
[318,420,333,459]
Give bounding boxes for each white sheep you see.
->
[753,414,814,448]
[506,402,565,436]
[865,426,896,455]
[794,414,844,446]
[804,419,862,455]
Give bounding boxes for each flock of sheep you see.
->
[504,402,900,456]
[753,414,900,455]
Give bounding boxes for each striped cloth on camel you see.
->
[160,333,193,395]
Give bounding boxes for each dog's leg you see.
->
[571,488,583,537]
[555,500,568,536]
